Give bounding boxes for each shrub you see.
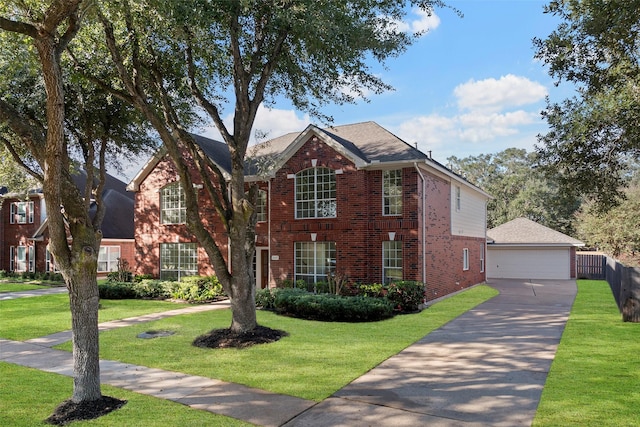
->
[98,282,137,299]
[132,279,173,299]
[359,283,385,298]
[256,288,277,310]
[133,274,154,283]
[170,276,225,302]
[385,281,425,312]
[268,288,394,322]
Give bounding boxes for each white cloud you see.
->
[454,74,548,112]
[392,8,441,34]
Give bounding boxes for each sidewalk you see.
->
[1,279,576,426]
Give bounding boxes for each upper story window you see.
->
[256,189,267,222]
[383,169,402,216]
[161,182,186,224]
[455,186,461,211]
[295,167,336,219]
[10,201,34,224]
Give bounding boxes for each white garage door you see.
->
[487,247,570,280]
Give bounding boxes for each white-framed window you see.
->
[383,241,403,284]
[295,167,336,219]
[455,186,461,211]
[161,182,186,224]
[98,246,121,272]
[295,241,336,285]
[160,242,197,281]
[28,246,34,272]
[480,243,485,273]
[256,189,267,222]
[46,249,58,272]
[10,201,34,224]
[14,245,28,272]
[463,248,469,271]
[383,169,402,216]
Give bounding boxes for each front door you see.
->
[260,250,269,289]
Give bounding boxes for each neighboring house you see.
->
[128,122,492,301]
[0,171,135,277]
[486,217,585,280]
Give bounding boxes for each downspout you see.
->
[267,179,272,288]
[414,163,427,286]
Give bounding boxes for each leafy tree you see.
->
[0,0,150,415]
[576,184,640,262]
[448,148,580,233]
[534,0,640,209]
[77,0,450,334]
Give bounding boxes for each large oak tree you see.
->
[79,0,450,334]
[0,0,150,415]
[534,0,640,209]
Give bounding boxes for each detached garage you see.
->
[486,218,584,280]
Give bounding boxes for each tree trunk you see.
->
[67,251,102,402]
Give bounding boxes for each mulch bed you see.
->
[192,325,289,349]
[45,396,127,426]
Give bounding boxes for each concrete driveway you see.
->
[285,279,577,427]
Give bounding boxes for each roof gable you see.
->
[487,217,584,247]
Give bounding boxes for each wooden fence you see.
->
[577,253,606,279]
[605,257,640,322]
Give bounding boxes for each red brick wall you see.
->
[133,135,487,300]
[133,151,225,278]
[1,195,43,272]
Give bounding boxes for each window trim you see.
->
[382,240,403,284]
[256,189,267,223]
[160,182,187,225]
[383,169,403,216]
[463,248,470,271]
[295,167,337,219]
[480,243,485,273]
[294,241,336,285]
[455,186,461,212]
[98,246,121,273]
[10,201,34,224]
[159,242,198,281]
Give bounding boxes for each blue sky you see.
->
[122,1,570,181]
[199,0,570,166]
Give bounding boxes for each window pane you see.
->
[383,170,402,216]
[383,241,402,284]
[295,168,336,219]
[161,182,186,224]
[295,241,336,285]
[160,243,197,281]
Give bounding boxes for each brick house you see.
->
[0,171,135,277]
[129,122,491,301]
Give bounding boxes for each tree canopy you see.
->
[534,0,640,209]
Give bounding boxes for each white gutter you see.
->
[414,163,427,286]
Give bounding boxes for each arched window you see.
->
[160,182,186,224]
[295,167,336,219]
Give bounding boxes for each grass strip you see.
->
[0,362,250,427]
[0,294,191,340]
[58,284,498,401]
[533,280,640,427]
[0,283,53,293]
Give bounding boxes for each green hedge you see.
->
[98,276,226,302]
[256,288,395,322]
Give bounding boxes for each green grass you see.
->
[0,282,51,292]
[0,294,191,340]
[57,285,498,401]
[534,280,640,427]
[0,362,250,427]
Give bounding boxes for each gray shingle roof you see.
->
[487,217,584,246]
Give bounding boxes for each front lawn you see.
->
[57,285,499,401]
[0,363,250,427]
[0,294,192,340]
[534,280,640,426]
[0,282,50,293]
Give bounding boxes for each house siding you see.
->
[451,183,487,238]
